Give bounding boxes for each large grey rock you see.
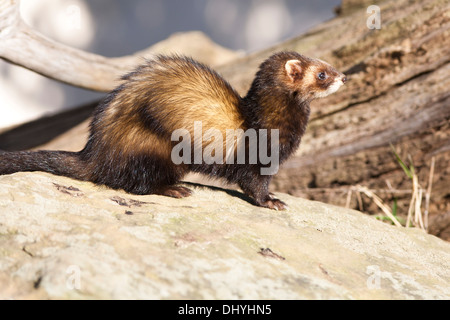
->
[0,172,449,299]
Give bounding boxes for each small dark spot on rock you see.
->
[110,196,147,208]
[33,275,43,289]
[258,248,285,261]
[53,183,84,197]
[319,263,329,276]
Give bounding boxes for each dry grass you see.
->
[344,155,436,232]
[346,185,403,227]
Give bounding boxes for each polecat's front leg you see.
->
[238,175,287,210]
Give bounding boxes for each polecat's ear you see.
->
[285,60,302,82]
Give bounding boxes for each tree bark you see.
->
[269,0,450,240]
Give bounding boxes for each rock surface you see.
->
[0,172,449,299]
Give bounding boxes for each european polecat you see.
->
[0,52,346,210]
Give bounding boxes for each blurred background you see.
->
[0,0,340,130]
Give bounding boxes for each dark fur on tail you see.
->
[0,150,88,180]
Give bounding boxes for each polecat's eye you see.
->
[318,72,327,81]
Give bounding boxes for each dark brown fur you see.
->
[0,52,346,210]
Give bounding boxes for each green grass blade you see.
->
[390,144,413,179]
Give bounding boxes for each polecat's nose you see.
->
[342,76,347,84]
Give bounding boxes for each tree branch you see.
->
[0,0,238,92]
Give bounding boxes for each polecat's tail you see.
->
[0,150,88,181]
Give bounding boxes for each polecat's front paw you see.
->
[260,198,288,211]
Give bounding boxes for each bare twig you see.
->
[345,189,352,208]
[301,187,413,195]
[355,185,403,227]
[415,186,424,229]
[355,191,363,211]
[424,157,435,231]
[406,187,415,228]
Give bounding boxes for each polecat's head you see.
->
[248,52,346,106]
[282,52,346,100]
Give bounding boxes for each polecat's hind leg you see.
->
[88,152,192,198]
[155,185,192,198]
